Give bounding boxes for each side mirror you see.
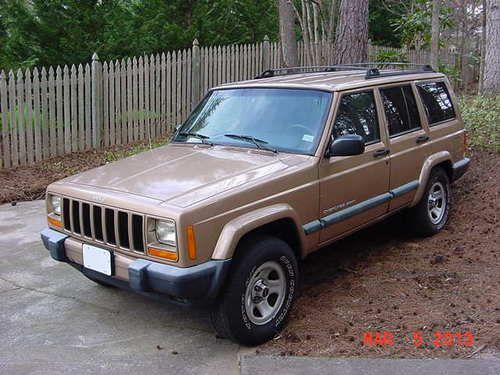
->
[328,134,365,157]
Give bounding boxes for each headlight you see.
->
[50,195,62,216]
[155,220,176,246]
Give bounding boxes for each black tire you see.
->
[211,235,298,346]
[408,167,451,236]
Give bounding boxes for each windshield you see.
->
[174,88,332,155]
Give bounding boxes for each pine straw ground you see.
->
[262,148,499,358]
[0,138,168,204]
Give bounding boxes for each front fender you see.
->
[211,203,306,260]
[410,151,452,207]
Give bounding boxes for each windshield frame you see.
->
[172,86,334,156]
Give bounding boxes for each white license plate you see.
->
[82,244,112,276]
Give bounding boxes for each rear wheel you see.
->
[409,167,451,236]
[211,235,298,346]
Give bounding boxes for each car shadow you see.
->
[300,211,415,288]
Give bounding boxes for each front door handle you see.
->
[373,148,390,158]
[416,135,430,144]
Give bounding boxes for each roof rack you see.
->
[255,63,434,80]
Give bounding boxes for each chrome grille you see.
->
[62,198,145,252]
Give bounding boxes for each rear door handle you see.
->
[416,135,430,144]
[373,148,390,158]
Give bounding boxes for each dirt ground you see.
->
[0,139,167,204]
[1,145,498,359]
[262,148,499,358]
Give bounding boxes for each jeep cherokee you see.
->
[41,64,470,345]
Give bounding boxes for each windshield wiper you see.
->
[224,134,278,153]
[178,132,213,145]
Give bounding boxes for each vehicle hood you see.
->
[60,144,312,207]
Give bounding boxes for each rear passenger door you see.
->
[378,84,431,210]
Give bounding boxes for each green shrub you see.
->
[459,95,499,151]
[372,49,409,63]
[438,63,460,85]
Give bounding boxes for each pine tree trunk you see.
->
[483,0,500,93]
[334,0,369,64]
[430,0,441,70]
[278,0,299,67]
[459,1,469,89]
[478,0,487,93]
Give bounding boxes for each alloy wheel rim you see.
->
[244,261,286,325]
[427,181,446,224]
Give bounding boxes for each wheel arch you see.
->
[410,151,453,207]
[211,204,306,260]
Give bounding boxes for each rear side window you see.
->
[417,82,455,125]
[380,85,422,136]
[332,91,380,144]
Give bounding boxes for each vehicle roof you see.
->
[215,70,446,92]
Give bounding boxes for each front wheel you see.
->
[211,235,298,346]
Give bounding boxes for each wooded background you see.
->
[0,0,495,91]
[0,0,498,169]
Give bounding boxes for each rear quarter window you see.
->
[417,81,456,125]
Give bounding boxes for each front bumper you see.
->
[41,228,231,303]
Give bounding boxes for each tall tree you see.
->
[369,0,405,47]
[479,0,487,93]
[334,0,369,64]
[278,0,299,67]
[482,0,500,93]
[288,0,340,65]
[430,0,441,69]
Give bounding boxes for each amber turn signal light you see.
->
[187,225,197,260]
[148,247,178,261]
[47,216,62,228]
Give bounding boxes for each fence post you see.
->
[0,71,9,168]
[191,39,201,106]
[91,53,103,149]
[263,35,271,71]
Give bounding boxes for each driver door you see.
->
[318,89,390,244]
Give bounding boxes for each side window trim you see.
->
[389,126,423,139]
[426,117,456,127]
[415,80,456,126]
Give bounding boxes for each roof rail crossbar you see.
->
[255,63,434,80]
[256,65,367,79]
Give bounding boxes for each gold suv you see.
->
[41,64,470,345]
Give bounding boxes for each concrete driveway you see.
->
[0,200,241,374]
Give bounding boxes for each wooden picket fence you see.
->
[0,38,451,169]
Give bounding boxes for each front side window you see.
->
[417,81,455,125]
[174,88,332,155]
[380,85,422,136]
[332,91,380,144]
